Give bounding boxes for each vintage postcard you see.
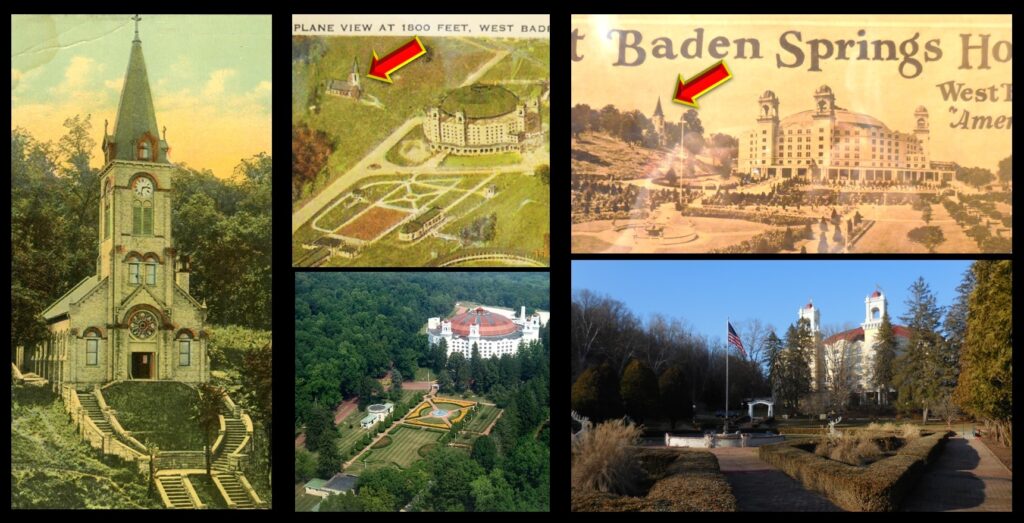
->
[11,15,272,508]
[292,14,551,267]
[571,15,1011,253]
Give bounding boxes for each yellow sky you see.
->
[11,15,272,178]
[572,15,1011,171]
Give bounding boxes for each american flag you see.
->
[727,322,747,359]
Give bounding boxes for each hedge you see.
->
[572,449,738,512]
[758,431,950,511]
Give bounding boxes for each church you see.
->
[799,290,910,404]
[25,19,209,387]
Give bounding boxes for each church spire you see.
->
[108,14,166,164]
[653,96,664,118]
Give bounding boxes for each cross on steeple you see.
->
[132,14,142,42]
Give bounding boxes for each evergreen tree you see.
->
[893,277,946,423]
[955,261,1012,446]
[871,311,898,406]
[470,435,498,471]
[779,320,812,411]
[620,359,660,422]
[764,330,784,402]
[470,343,484,392]
[316,439,342,479]
[657,366,694,429]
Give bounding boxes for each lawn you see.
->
[413,367,433,381]
[479,40,550,82]
[357,426,443,472]
[295,483,322,512]
[102,381,205,450]
[292,36,495,210]
[336,414,371,452]
[385,126,432,167]
[434,401,470,411]
[465,404,501,433]
[440,151,522,168]
[190,474,229,508]
[442,171,550,257]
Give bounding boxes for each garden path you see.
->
[709,447,841,512]
[901,437,1012,512]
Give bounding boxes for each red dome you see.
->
[871,290,882,298]
[806,302,814,309]
[449,307,518,337]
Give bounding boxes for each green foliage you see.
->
[658,366,694,428]
[955,261,1012,444]
[295,448,317,483]
[778,319,813,411]
[426,447,485,511]
[102,382,204,450]
[893,277,946,421]
[872,311,899,404]
[471,469,517,511]
[470,435,498,471]
[172,153,272,330]
[11,384,160,509]
[571,363,623,422]
[304,403,336,454]
[535,163,550,185]
[619,359,659,422]
[320,491,363,512]
[955,165,995,188]
[194,383,226,475]
[317,438,341,479]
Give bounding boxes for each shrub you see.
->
[571,418,646,495]
[371,436,392,449]
[759,431,950,511]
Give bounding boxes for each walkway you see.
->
[708,447,841,512]
[901,438,1012,512]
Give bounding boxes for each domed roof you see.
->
[915,105,928,114]
[449,307,519,337]
[816,84,833,95]
[440,83,519,119]
[781,109,889,131]
[870,290,882,298]
[806,302,814,309]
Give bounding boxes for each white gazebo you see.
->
[747,397,775,418]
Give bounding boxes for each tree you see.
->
[820,326,856,412]
[534,164,550,185]
[193,383,226,476]
[470,343,484,392]
[871,311,899,406]
[658,366,693,429]
[782,226,795,250]
[427,448,484,511]
[471,469,517,512]
[391,368,403,398]
[955,260,1012,446]
[818,232,829,253]
[997,155,1012,184]
[448,352,472,392]
[764,330,785,402]
[240,341,273,477]
[304,403,335,454]
[470,435,498,471]
[893,277,946,423]
[619,359,659,422]
[295,448,317,482]
[921,204,933,224]
[317,439,342,479]
[320,492,363,511]
[778,321,812,411]
[907,225,945,253]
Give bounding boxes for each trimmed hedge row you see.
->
[572,449,738,512]
[758,431,950,511]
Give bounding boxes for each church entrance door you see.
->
[131,352,155,379]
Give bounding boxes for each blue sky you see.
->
[572,260,972,344]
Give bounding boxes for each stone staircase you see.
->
[157,475,198,509]
[77,392,113,434]
[215,472,255,508]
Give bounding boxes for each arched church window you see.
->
[818,100,827,112]
[178,332,192,366]
[871,307,881,320]
[132,201,154,235]
[85,331,100,366]
[138,140,151,161]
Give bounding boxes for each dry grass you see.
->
[571,418,646,495]
[814,433,885,466]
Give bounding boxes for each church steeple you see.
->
[653,96,664,118]
[105,15,168,164]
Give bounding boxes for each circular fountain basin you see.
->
[431,409,449,417]
[665,431,785,448]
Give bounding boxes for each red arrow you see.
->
[673,60,732,109]
[367,36,427,84]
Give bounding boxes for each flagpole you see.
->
[726,317,729,433]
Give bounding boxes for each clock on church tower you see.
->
[36,15,210,387]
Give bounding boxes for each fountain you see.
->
[665,398,785,448]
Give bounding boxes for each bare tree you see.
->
[820,324,858,412]
[738,319,771,368]
[571,289,603,380]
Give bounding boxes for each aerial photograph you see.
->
[571,15,1011,254]
[571,260,1011,512]
[295,272,550,511]
[292,14,550,267]
[11,15,273,509]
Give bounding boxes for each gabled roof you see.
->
[41,275,103,321]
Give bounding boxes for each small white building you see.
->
[359,402,394,429]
